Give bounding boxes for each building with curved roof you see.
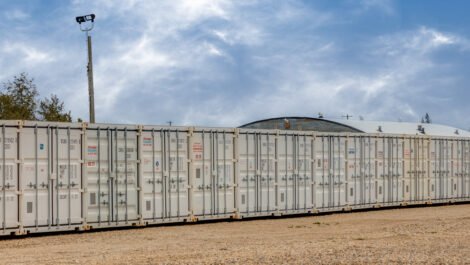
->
[239,116,470,137]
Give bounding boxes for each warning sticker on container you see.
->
[143,137,152,147]
[404,149,410,158]
[88,146,97,156]
[193,143,203,160]
[193,143,203,152]
[87,161,96,167]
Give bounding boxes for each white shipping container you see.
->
[1,119,470,237]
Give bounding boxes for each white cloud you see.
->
[4,9,29,20]
[117,35,173,70]
[357,0,394,15]
[207,27,470,126]
[1,42,55,64]
[375,27,460,57]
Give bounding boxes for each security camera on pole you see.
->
[75,14,96,124]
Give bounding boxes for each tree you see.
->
[0,94,16,119]
[2,73,38,120]
[1,73,73,122]
[424,113,432,124]
[38,94,72,122]
[420,113,432,124]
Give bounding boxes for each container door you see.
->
[456,140,465,199]
[462,141,470,198]
[328,136,345,208]
[21,126,52,227]
[383,137,403,204]
[383,137,391,204]
[395,138,404,203]
[377,137,387,204]
[297,135,312,211]
[417,137,426,201]
[86,128,139,224]
[430,140,437,200]
[141,129,188,220]
[409,137,417,202]
[190,131,213,216]
[315,136,329,209]
[363,137,376,205]
[451,139,460,199]
[439,139,450,200]
[255,133,276,213]
[163,130,188,219]
[52,127,82,225]
[86,128,112,224]
[212,131,235,215]
[349,136,369,206]
[345,137,354,206]
[0,125,18,230]
[277,134,296,212]
[422,138,430,200]
[239,133,275,214]
[113,129,138,222]
[402,138,413,202]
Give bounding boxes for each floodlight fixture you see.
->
[76,14,96,32]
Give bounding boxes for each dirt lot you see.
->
[0,204,469,264]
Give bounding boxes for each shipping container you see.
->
[0,120,469,237]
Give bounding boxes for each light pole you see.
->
[76,14,96,124]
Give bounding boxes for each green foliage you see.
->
[421,113,432,124]
[2,73,38,120]
[0,94,16,119]
[0,73,72,122]
[38,94,72,122]
[424,113,432,124]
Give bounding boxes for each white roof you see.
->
[330,119,470,137]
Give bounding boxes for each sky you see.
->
[1,0,470,129]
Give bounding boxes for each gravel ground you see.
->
[1,204,469,264]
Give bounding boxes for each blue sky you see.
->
[1,0,470,128]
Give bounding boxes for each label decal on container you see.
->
[193,143,203,152]
[143,137,152,147]
[88,146,97,156]
[193,143,203,160]
[404,149,410,158]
